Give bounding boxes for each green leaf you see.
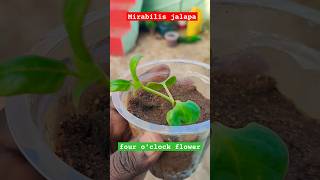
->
[211,122,289,180]
[166,100,201,126]
[64,0,91,68]
[164,76,176,87]
[129,55,143,89]
[110,79,131,92]
[64,0,108,106]
[146,82,163,91]
[0,55,72,96]
[146,76,176,91]
[178,35,202,44]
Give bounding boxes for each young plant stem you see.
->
[142,85,175,106]
[162,83,174,103]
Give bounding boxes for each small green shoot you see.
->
[110,55,201,126]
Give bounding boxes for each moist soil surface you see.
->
[213,71,320,180]
[127,83,210,125]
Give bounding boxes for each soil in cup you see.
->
[127,82,210,179]
[127,82,210,125]
[55,86,109,180]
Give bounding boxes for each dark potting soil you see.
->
[55,86,109,180]
[127,83,210,125]
[213,71,320,180]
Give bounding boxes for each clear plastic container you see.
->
[112,60,210,179]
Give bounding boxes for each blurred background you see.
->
[0,0,105,60]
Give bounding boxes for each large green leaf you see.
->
[166,100,200,126]
[0,56,72,96]
[211,122,289,180]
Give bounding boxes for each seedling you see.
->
[111,55,201,126]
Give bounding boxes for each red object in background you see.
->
[110,0,136,56]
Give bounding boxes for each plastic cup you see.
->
[112,60,210,179]
[164,31,180,47]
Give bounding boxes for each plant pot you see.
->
[164,31,180,47]
[112,60,210,179]
[5,9,108,180]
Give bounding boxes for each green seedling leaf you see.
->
[146,82,163,91]
[0,56,73,96]
[211,122,289,180]
[64,0,91,67]
[64,0,107,106]
[129,55,143,89]
[164,76,176,87]
[166,100,201,126]
[110,79,131,92]
[146,76,176,91]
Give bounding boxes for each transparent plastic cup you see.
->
[112,60,210,179]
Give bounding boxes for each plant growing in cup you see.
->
[111,55,201,126]
[111,58,211,179]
